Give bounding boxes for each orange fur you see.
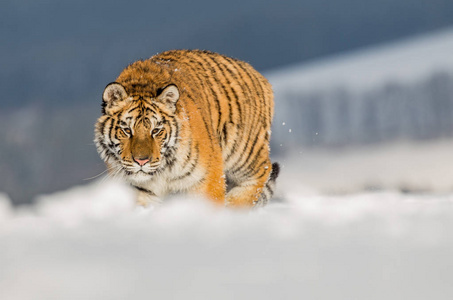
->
[94,50,278,208]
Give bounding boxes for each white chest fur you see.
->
[129,159,205,198]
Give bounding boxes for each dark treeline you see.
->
[271,71,453,151]
[2,0,453,107]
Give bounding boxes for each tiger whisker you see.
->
[83,168,110,181]
[100,164,124,183]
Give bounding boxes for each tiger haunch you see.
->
[94,50,279,208]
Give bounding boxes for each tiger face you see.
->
[95,82,180,183]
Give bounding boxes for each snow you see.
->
[278,139,453,194]
[266,27,453,93]
[2,156,453,299]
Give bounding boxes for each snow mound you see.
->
[1,179,453,299]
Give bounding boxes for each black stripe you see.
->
[224,125,242,163]
[230,131,261,174]
[214,58,243,125]
[106,118,115,145]
[163,146,177,168]
[214,61,244,162]
[269,163,280,182]
[201,54,234,133]
[226,57,264,145]
[184,93,214,147]
[151,103,170,120]
[173,58,214,124]
[241,65,270,128]
[179,139,193,170]
[197,54,223,121]
[132,185,156,196]
[187,54,221,132]
[223,56,255,102]
[218,58,243,119]
[96,117,108,143]
[127,106,141,114]
[221,57,258,161]
[221,123,228,147]
[174,142,200,181]
[241,157,268,180]
[145,107,158,115]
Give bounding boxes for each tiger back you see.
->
[94,50,279,207]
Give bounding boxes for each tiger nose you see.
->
[133,156,150,166]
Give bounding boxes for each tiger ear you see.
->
[157,85,179,113]
[102,82,128,115]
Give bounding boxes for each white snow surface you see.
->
[2,149,453,300]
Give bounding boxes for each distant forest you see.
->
[272,71,453,149]
[2,0,453,108]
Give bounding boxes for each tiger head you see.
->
[95,82,181,183]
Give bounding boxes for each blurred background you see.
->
[2,0,453,205]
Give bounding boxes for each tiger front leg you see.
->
[135,188,162,208]
[192,167,226,206]
[190,151,226,206]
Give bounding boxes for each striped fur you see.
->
[94,50,279,207]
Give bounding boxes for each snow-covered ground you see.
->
[277,139,453,194]
[2,139,453,300]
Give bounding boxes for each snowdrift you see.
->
[1,177,453,300]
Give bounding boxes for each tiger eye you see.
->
[122,128,132,136]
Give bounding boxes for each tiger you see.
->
[94,49,279,208]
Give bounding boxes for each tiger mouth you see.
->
[123,167,157,176]
[138,169,157,176]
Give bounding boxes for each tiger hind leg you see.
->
[225,162,280,208]
[254,162,280,207]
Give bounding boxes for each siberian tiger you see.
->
[94,50,279,208]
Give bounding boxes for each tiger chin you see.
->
[94,49,279,208]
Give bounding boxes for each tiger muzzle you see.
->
[131,135,153,166]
